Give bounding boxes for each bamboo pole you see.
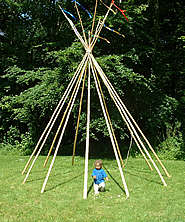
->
[74,1,88,45]
[41,60,88,193]
[92,60,153,171]
[89,7,110,47]
[92,63,125,168]
[22,56,88,184]
[90,18,102,46]
[89,55,129,198]
[101,70,170,177]
[91,55,167,186]
[91,55,170,177]
[91,2,113,49]
[124,136,133,167]
[90,0,98,37]
[72,66,87,165]
[59,6,85,44]
[83,62,91,199]
[59,6,89,52]
[91,57,156,169]
[43,57,88,168]
[22,53,88,175]
[100,0,116,14]
[91,55,153,170]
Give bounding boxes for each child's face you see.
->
[95,163,102,169]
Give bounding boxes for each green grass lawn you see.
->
[0,155,184,222]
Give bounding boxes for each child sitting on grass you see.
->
[92,159,108,195]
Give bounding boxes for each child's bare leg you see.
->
[99,182,105,192]
[94,183,99,195]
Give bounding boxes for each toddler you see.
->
[91,160,108,195]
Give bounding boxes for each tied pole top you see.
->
[86,47,92,54]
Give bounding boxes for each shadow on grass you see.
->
[125,169,162,185]
[104,164,164,190]
[45,172,84,192]
[25,167,77,183]
[87,182,93,197]
[26,175,49,183]
[23,163,96,194]
[45,167,96,194]
[1,170,24,181]
[103,165,126,194]
[126,165,153,174]
[123,160,167,185]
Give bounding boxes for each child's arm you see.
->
[92,169,96,179]
[102,169,108,181]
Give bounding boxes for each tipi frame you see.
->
[22,1,170,199]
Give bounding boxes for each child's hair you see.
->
[94,159,103,167]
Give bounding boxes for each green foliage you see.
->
[0,143,20,156]
[0,128,34,155]
[149,95,179,138]
[0,0,185,159]
[157,134,185,160]
[0,42,85,154]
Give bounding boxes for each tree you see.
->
[0,0,184,159]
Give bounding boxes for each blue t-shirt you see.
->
[92,168,107,184]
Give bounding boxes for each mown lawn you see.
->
[0,155,184,222]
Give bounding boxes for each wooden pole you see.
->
[43,58,87,168]
[92,63,125,168]
[101,69,170,177]
[100,0,116,14]
[124,136,133,167]
[41,7,90,168]
[91,55,167,186]
[41,59,88,193]
[92,57,156,167]
[91,55,170,177]
[90,0,98,37]
[74,1,88,45]
[91,2,113,49]
[97,76,153,170]
[22,53,88,175]
[83,61,91,199]
[22,56,88,184]
[91,55,153,170]
[59,6,89,51]
[90,7,110,47]
[72,66,87,165]
[89,55,129,198]
[90,18,102,46]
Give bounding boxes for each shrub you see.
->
[157,133,185,160]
